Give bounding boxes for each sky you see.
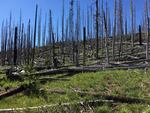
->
[0,0,146,34]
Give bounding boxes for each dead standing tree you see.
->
[1,21,5,66]
[52,32,57,68]
[32,4,38,67]
[38,10,41,52]
[61,0,65,64]
[144,0,150,61]
[112,0,117,60]
[75,0,81,67]
[103,11,109,65]
[69,0,75,64]
[27,20,31,65]
[49,10,53,66]
[17,11,22,65]
[3,21,8,65]
[83,27,86,66]
[14,27,18,66]
[20,23,24,64]
[42,14,47,47]
[130,0,134,51]
[7,13,12,65]
[146,18,150,60]
[95,0,99,59]
[139,25,142,45]
[118,0,124,59]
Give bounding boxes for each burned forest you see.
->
[0,0,150,112]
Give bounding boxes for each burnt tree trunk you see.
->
[146,17,150,60]
[14,27,18,66]
[32,4,38,66]
[83,27,86,66]
[139,25,142,45]
[52,32,57,68]
[96,0,99,59]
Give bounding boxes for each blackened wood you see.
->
[0,85,27,100]
[139,25,142,45]
[32,4,38,66]
[83,27,86,66]
[14,27,18,66]
[96,0,99,59]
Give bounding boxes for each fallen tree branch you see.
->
[39,77,70,82]
[30,68,98,76]
[0,84,28,100]
[29,64,150,77]
[0,99,114,112]
[73,90,150,104]
[45,89,150,105]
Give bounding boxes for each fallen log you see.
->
[30,69,66,76]
[29,64,150,77]
[39,77,70,82]
[121,58,150,64]
[45,89,150,105]
[74,90,150,104]
[0,99,114,112]
[0,84,28,100]
[30,68,98,76]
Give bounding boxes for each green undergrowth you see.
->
[0,68,150,112]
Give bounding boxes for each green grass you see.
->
[0,68,150,112]
[45,69,150,98]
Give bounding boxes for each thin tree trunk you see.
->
[14,27,18,66]
[139,25,142,45]
[146,17,149,60]
[32,4,38,66]
[103,11,109,65]
[83,27,86,66]
[112,0,117,60]
[96,0,99,59]
[62,0,65,64]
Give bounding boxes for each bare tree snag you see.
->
[112,0,117,60]
[14,27,18,66]
[139,25,142,45]
[96,0,99,59]
[83,27,86,66]
[103,11,109,65]
[32,4,38,67]
[130,0,134,50]
[61,0,65,64]
[146,17,150,60]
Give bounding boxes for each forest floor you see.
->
[0,67,150,113]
